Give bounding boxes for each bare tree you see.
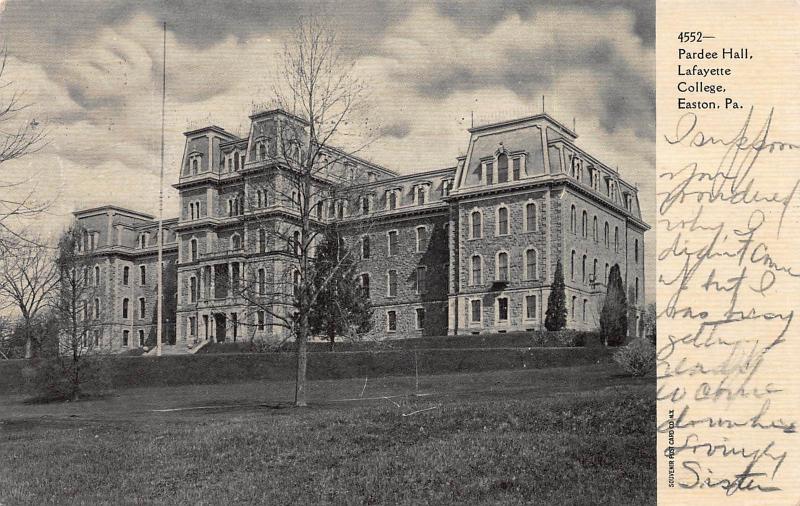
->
[0,46,49,245]
[0,231,58,358]
[48,224,103,400]
[222,16,376,406]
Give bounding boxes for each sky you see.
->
[0,0,655,298]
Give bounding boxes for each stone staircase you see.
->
[143,339,210,356]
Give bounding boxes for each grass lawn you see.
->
[0,364,654,505]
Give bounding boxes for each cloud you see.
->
[0,0,655,298]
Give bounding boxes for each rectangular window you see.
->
[415,308,425,330]
[416,266,426,294]
[471,256,482,285]
[512,158,521,180]
[470,299,482,323]
[525,295,537,319]
[498,297,509,322]
[415,227,427,252]
[258,268,266,295]
[122,330,129,347]
[362,236,370,259]
[387,270,397,297]
[190,277,197,303]
[498,208,508,235]
[387,311,397,332]
[123,266,129,286]
[189,316,196,336]
[140,265,146,285]
[257,311,265,331]
[139,298,146,319]
[388,231,398,256]
[485,162,494,185]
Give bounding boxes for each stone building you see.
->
[74,108,648,353]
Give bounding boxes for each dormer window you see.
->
[497,153,508,183]
[139,233,148,249]
[258,142,266,161]
[441,178,453,197]
[191,158,198,175]
[385,189,400,211]
[361,195,371,214]
[367,171,376,182]
[413,183,430,206]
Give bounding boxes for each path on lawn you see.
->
[0,364,651,426]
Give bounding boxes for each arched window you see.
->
[417,186,426,205]
[362,236,370,259]
[593,259,598,283]
[471,210,482,239]
[570,205,576,233]
[604,222,609,247]
[525,248,538,280]
[259,143,267,161]
[497,206,509,235]
[360,273,370,298]
[388,191,397,210]
[471,255,482,285]
[234,152,240,171]
[605,263,610,283]
[361,196,371,214]
[571,296,576,320]
[525,202,537,232]
[593,216,598,242]
[190,239,198,262]
[497,153,509,183]
[496,251,509,281]
[581,210,588,238]
[614,227,620,252]
[139,298,146,319]
[256,190,263,208]
[190,276,197,303]
[122,298,129,319]
[293,231,301,255]
[139,265,146,285]
[635,239,639,263]
[191,158,198,174]
[123,266,130,286]
[583,299,588,322]
[259,229,267,253]
[94,298,100,319]
[94,266,100,286]
[570,250,576,280]
[582,254,587,284]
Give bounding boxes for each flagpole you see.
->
[156,21,166,357]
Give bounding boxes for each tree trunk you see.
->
[294,316,309,407]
